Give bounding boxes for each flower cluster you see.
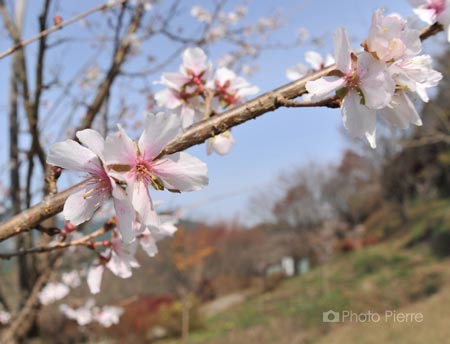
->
[286,51,335,81]
[86,215,177,295]
[155,47,259,156]
[40,218,177,297]
[306,9,442,148]
[47,112,208,244]
[60,299,123,327]
[38,282,70,305]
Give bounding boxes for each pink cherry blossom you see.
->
[39,282,70,305]
[47,129,136,242]
[134,212,179,257]
[94,305,124,327]
[210,67,259,107]
[286,51,335,81]
[87,237,139,294]
[62,270,81,288]
[60,302,94,326]
[206,131,236,156]
[306,28,395,148]
[191,6,212,23]
[104,112,208,229]
[60,301,123,327]
[389,54,442,102]
[366,8,421,62]
[378,90,423,129]
[155,48,212,128]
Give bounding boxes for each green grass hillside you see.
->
[163,200,450,344]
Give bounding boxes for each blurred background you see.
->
[1,0,450,343]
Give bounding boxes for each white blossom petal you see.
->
[153,152,208,192]
[379,91,422,129]
[132,181,159,227]
[182,47,209,75]
[342,90,377,148]
[306,76,345,100]
[63,186,104,225]
[334,28,352,72]
[305,51,323,70]
[76,129,105,161]
[358,52,395,109]
[47,139,98,172]
[104,125,137,166]
[206,132,236,156]
[154,88,183,109]
[138,112,182,160]
[87,265,104,294]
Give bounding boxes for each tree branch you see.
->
[0,0,129,60]
[0,225,111,259]
[0,181,90,243]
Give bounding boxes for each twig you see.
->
[0,0,129,61]
[203,88,215,119]
[0,225,111,259]
[74,2,145,133]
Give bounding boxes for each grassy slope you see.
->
[164,199,450,344]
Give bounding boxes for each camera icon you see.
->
[323,310,340,323]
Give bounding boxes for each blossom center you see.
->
[429,0,445,14]
[84,166,112,202]
[133,158,164,190]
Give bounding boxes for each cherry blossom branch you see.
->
[0,225,112,259]
[0,181,90,243]
[0,0,129,61]
[0,22,443,243]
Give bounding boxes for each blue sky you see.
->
[0,0,429,225]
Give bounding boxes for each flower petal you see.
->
[154,88,183,109]
[104,125,137,166]
[63,186,104,225]
[132,181,160,227]
[305,51,323,70]
[182,47,209,75]
[112,190,136,243]
[358,52,395,109]
[334,28,352,72]
[207,132,235,156]
[153,152,208,192]
[379,91,422,129]
[138,112,182,160]
[160,72,191,89]
[47,139,98,171]
[342,90,377,148]
[139,231,158,257]
[286,64,308,80]
[87,264,104,294]
[180,105,198,128]
[76,129,105,161]
[306,76,345,100]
